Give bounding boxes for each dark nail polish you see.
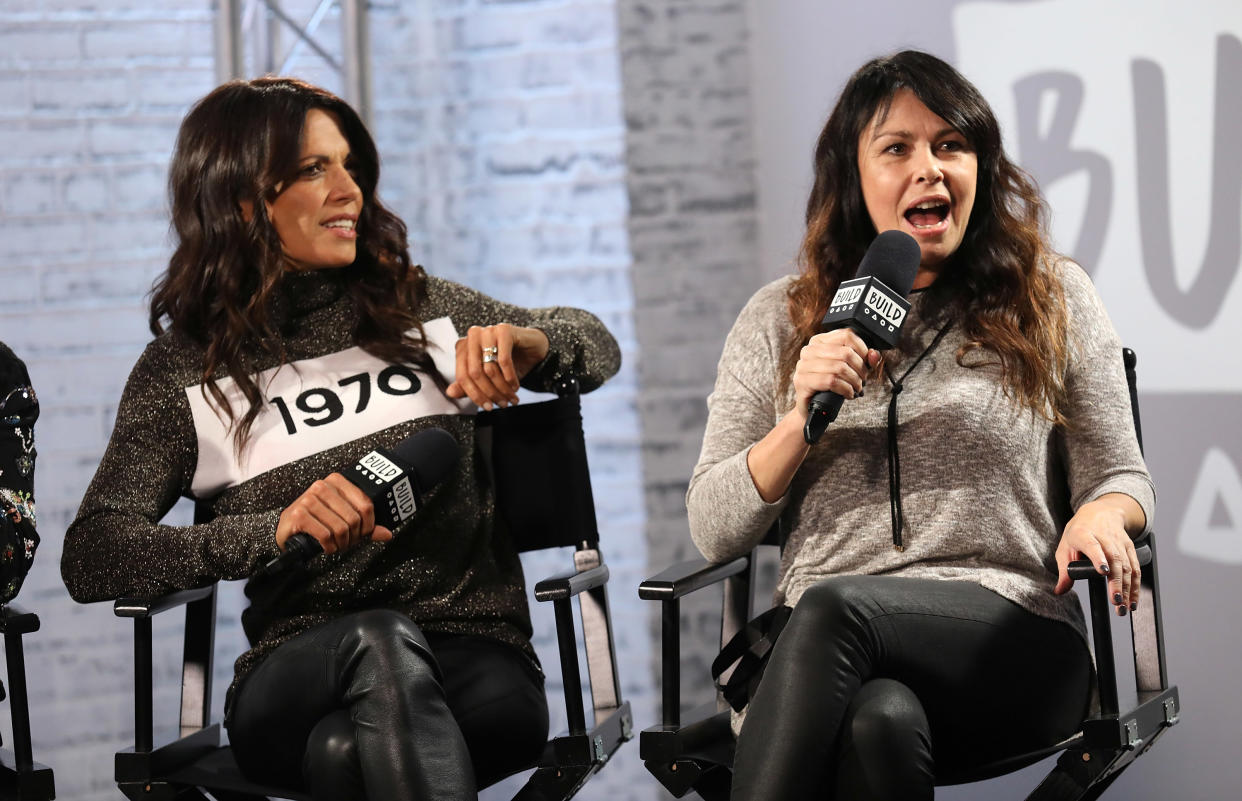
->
[1100,563,1110,574]
[1113,592,1123,605]
[1130,602,1138,611]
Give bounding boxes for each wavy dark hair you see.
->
[151,77,433,450]
[780,50,1070,423]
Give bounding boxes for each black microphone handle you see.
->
[804,389,846,444]
[260,532,324,577]
[802,230,918,445]
[803,317,867,445]
[254,427,461,578]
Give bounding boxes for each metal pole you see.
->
[662,598,680,728]
[214,0,372,118]
[214,0,244,83]
[135,617,154,753]
[341,0,372,127]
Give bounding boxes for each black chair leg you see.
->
[1026,748,1132,801]
[1076,764,1131,801]
[0,627,55,801]
[690,765,732,801]
[208,790,271,801]
[513,764,594,801]
[642,759,732,801]
[119,780,203,801]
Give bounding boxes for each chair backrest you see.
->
[193,388,600,555]
[475,390,600,553]
[1123,347,1143,453]
[1119,348,1170,695]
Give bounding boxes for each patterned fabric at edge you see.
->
[0,341,39,603]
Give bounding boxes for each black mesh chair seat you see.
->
[167,748,310,801]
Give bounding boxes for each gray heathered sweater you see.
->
[687,261,1154,643]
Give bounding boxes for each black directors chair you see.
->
[106,380,631,800]
[639,348,1179,801]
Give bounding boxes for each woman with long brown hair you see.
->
[62,77,620,800]
[687,51,1152,799]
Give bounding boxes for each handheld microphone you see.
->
[261,427,461,576]
[804,230,921,444]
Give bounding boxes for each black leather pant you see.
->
[226,609,549,800]
[730,577,1092,801]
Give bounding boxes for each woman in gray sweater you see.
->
[688,51,1152,800]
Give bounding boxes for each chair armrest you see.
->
[534,564,610,602]
[0,602,40,634]
[1069,540,1160,718]
[1066,544,1152,582]
[638,555,750,601]
[114,585,216,618]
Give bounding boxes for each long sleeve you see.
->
[420,276,621,393]
[684,263,1152,649]
[61,339,282,603]
[686,278,791,563]
[1056,263,1155,532]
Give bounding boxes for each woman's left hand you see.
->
[446,324,550,410]
[1054,494,1145,616]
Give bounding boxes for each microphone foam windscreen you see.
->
[392,427,461,488]
[855,230,921,296]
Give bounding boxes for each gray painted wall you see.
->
[743,2,1242,799]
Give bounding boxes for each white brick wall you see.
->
[0,3,215,797]
[364,4,648,798]
[1,1,653,799]
[0,0,770,797]
[617,0,763,744]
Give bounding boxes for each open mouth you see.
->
[904,200,949,230]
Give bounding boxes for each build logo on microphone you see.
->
[355,450,418,524]
[863,284,907,332]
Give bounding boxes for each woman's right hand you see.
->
[791,329,880,420]
[745,329,879,503]
[275,474,394,555]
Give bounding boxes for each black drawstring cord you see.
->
[884,323,953,551]
[886,382,905,550]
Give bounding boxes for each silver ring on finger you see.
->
[482,346,499,364]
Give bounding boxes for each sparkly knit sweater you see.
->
[62,271,621,683]
[687,261,1154,640]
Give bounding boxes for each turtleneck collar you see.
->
[269,268,350,330]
